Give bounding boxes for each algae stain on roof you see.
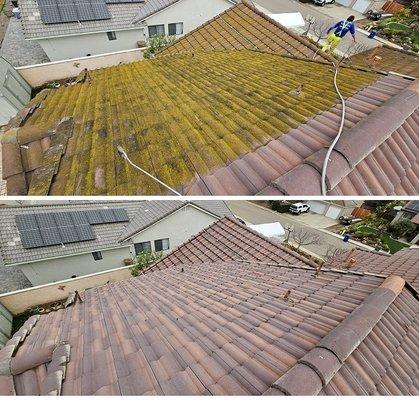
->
[26,50,378,195]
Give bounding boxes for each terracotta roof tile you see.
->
[157,1,332,63]
[3,49,411,196]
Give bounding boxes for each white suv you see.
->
[289,203,311,215]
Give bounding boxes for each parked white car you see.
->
[289,203,311,215]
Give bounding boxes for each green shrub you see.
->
[130,250,162,277]
[143,35,176,59]
[388,219,416,239]
[269,201,290,213]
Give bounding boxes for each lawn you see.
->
[357,226,410,254]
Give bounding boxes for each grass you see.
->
[357,226,410,254]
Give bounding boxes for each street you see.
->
[228,201,359,259]
[255,0,379,55]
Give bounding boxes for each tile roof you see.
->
[18,0,181,39]
[349,46,419,79]
[146,216,319,272]
[119,200,233,241]
[1,261,417,395]
[157,1,333,63]
[0,201,230,266]
[0,216,417,395]
[4,50,416,196]
[326,247,419,291]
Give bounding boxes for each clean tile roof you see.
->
[157,1,333,63]
[0,201,231,266]
[0,217,417,395]
[147,216,318,272]
[350,45,419,79]
[326,247,419,290]
[4,49,416,196]
[18,0,180,39]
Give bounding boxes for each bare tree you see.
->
[310,19,331,45]
[292,228,320,251]
[322,245,347,266]
[338,42,369,67]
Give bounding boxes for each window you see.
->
[92,251,103,261]
[168,22,183,36]
[134,241,152,255]
[107,31,117,41]
[148,24,165,37]
[154,238,170,252]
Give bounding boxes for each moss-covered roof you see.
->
[3,50,379,195]
[157,1,333,63]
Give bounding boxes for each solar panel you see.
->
[112,208,129,222]
[86,210,103,224]
[58,225,80,244]
[15,214,38,231]
[100,209,115,223]
[40,227,62,246]
[38,0,110,24]
[75,224,96,241]
[71,211,89,226]
[36,213,56,229]
[20,229,44,249]
[54,211,74,227]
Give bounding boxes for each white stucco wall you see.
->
[129,205,218,254]
[19,246,131,286]
[144,0,233,39]
[37,28,146,61]
[34,0,233,62]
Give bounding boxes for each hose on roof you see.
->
[117,146,182,196]
[321,62,346,196]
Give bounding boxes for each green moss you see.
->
[28,50,377,195]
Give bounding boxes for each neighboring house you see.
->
[335,0,386,13]
[0,216,417,395]
[17,0,237,61]
[392,200,419,244]
[1,1,418,196]
[0,201,232,290]
[307,200,363,220]
[0,57,32,126]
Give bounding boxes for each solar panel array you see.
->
[16,208,129,249]
[38,0,111,24]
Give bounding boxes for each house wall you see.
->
[130,205,218,254]
[144,0,233,39]
[307,201,348,220]
[0,303,12,349]
[16,48,145,88]
[0,265,133,315]
[0,57,31,125]
[37,28,146,61]
[18,246,131,286]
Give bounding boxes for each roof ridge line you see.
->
[266,275,407,396]
[270,77,419,194]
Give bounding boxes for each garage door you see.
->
[336,0,353,7]
[308,201,328,215]
[326,206,342,220]
[353,0,371,12]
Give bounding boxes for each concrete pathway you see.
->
[228,201,374,259]
[255,0,380,55]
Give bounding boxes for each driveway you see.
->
[255,0,379,55]
[228,201,367,259]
